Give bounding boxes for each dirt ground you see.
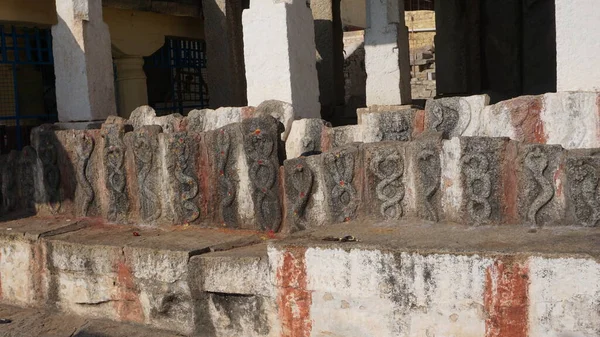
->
[0,305,184,337]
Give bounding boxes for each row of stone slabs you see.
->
[1,113,600,231]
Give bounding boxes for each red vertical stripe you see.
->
[485,257,529,337]
[277,247,312,337]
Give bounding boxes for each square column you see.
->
[203,0,248,108]
[365,0,411,106]
[556,0,600,92]
[243,0,321,118]
[52,0,116,122]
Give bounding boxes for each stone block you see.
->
[361,142,409,221]
[440,137,517,225]
[564,150,600,227]
[186,106,254,133]
[358,106,420,143]
[124,126,164,225]
[282,155,326,233]
[330,125,361,148]
[425,94,489,138]
[406,133,443,222]
[322,145,362,223]
[101,123,132,223]
[514,144,566,227]
[159,132,202,225]
[254,100,294,141]
[285,118,331,159]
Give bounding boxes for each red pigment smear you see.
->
[277,247,312,337]
[30,242,47,302]
[485,257,529,337]
[508,96,546,144]
[501,141,519,224]
[414,109,426,135]
[0,251,3,299]
[114,260,144,323]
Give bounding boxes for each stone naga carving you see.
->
[38,133,61,213]
[76,133,95,217]
[370,150,404,220]
[2,151,17,211]
[325,150,357,222]
[217,129,235,209]
[418,149,440,221]
[461,153,492,223]
[289,163,314,220]
[133,130,161,222]
[375,114,411,142]
[169,134,200,223]
[429,99,460,138]
[567,159,600,227]
[19,146,37,210]
[244,125,281,231]
[524,147,554,226]
[103,126,129,222]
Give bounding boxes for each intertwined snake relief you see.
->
[370,150,404,220]
[133,131,161,222]
[170,135,200,223]
[245,127,281,231]
[217,129,236,209]
[104,132,128,221]
[568,159,600,227]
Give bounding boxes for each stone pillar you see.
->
[556,0,600,91]
[114,56,148,118]
[364,0,411,106]
[203,0,248,108]
[311,0,345,120]
[243,0,321,118]
[52,0,117,122]
[434,0,481,96]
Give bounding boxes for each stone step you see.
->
[2,216,598,336]
[0,216,264,335]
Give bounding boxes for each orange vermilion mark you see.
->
[114,260,144,323]
[277,247,312,337]
[484,257,529,337]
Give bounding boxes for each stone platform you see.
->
[1,215,599,336]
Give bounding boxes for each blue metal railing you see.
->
[0,25,57,151]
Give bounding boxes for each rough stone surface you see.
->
[359,106,419,143]
[254,100,294,141]
[425,94,490,138]
[565,150,600,228]
[285,118,330,159]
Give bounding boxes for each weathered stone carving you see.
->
[18,146,37,210]
[38,133,61,213]
[370,150,404,220]
[289,163,314,219]
[375,114,411,142]
[133,128,161,222]
[102,125,129,222]
[168,133,200,223]
[567,157,600,227]
[524,147,554,226]
[243,119,281,231]
[324,148,358,222]
[417,148,441,221]
[75,133,95,216]
[2,151,17,212]
[461,153,492,223]
[216,128,237,227]
[428,98,460,138]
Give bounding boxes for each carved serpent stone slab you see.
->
[409,135,443,222]
[283,157,315,232]
[102,124,130,223]
[242,117,282,232]
[323,145,359,223]
[565,151,600,227]
[363,142,406,221]
[165,132,200,225]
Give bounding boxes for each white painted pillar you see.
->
[243,0,321,118]
[365,0,411,105]
[52,0,117,122]
[556,0,600,92]
[114,56,148,118]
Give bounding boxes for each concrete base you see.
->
[1,215,599,336]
